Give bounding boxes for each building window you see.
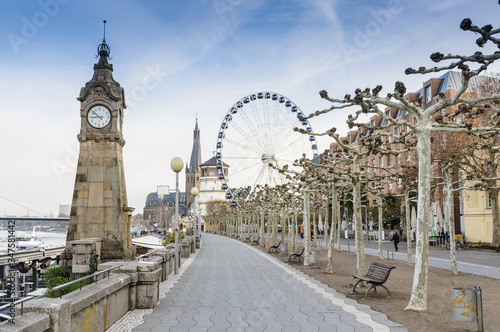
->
[387,155,392,167]
[389,182,392,190]
[372,159,376,173]
[397,177,402,187]
[425,85,432,103]
[487,193,492,209]
[395,127,400,137]
[379,156,384,167]
[385,110,390,118]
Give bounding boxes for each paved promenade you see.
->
[116,233,407,331]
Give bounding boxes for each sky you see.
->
[1,0,499,217]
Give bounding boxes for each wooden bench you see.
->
[267,240,281,253]
[251,236,260,245]
[288,246,305,262]
[352,262,396,298]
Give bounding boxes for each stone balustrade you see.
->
[0,236,198,331]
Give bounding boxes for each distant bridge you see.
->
[0,217,69,223]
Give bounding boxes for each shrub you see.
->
[43,265,94,298]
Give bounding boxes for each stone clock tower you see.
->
[64,25,134,261]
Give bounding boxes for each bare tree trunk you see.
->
[490,187,500,248]
[240,213,244,239]
[324,208,329,249]
[378,196,384,260]
[266,209,272,248]
[405,192,413,265]
[292,197,296,252]
[337,193,342,251]
[406,126,431,311]
[327,186,338,273]
[488,150,499,248]
[313,212,317,247]
[353,155,366,276]
[260,208,265,247]
[444,166,458,275]
[274,208,278,243]
[304,190,311,266]
[281,206,285,243]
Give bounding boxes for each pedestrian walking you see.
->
[391,231,400,251]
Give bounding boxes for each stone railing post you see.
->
[70,238,102,274]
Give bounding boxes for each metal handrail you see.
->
[0,294,45,319]
[135,250,158,261]
[52,264,124,298]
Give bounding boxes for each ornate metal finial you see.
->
[96,20,111,60]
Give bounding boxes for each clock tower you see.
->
[64,22,134,260]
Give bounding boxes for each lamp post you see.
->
[190,187,199,253]
[170,157,183,275]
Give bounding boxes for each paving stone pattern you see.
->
[130,233,407,331]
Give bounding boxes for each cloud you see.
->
[428,0,468,12]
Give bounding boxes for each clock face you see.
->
[87,105,111,129]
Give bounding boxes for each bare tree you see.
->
[309,16,500,310]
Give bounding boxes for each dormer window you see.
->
[425,85,432,103]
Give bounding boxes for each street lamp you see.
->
[170,157,183,275]
[190,187,199,253]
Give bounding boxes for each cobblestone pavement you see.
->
[119,233,406,332]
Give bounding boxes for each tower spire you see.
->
[188,118,202,172]
[96,20,111,61]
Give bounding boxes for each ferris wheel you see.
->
[215,92,319,206]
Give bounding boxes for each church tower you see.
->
[185,118,202,206]
[64,22,134,261]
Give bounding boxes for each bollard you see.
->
[309,250,320,267]
[279,242,288,255]
[475,285,484,332]
[452,287,479,326]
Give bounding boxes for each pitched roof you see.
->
[200,156,229,167]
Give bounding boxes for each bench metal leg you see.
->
[288,254,303,262]
[352,279,363,293]
[365,284,391,298]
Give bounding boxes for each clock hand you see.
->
[91,111,103,120]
